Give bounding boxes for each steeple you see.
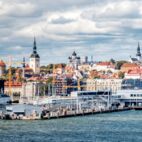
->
[30,37,40,58]
[29,37,40,74]
[136,42,141,57]
[22,57,25,68]
[33,37,37,54]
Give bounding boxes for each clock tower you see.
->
[29,37,40,74]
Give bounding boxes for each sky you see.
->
[0,0,142,65]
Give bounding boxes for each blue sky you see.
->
[0,0,142,65]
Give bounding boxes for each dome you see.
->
[68,56,71,59]
[72,51,77,56]
[0,60,6,67]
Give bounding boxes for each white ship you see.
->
[113,89,142,107]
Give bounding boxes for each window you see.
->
[137,94,140,97]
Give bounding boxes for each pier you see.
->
[0,106,131,120]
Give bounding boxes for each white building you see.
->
[86,79,122,93]
[92,62,116,72]
[20,81,44,103]
[29,38,40,74]
[68,51,80,69]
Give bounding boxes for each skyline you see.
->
[0,0,142,65]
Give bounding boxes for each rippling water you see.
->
[0,110,142,142]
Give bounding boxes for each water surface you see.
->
[0,110,142,142]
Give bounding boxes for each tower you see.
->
[29,37,40,74]
[68,51,80,70]
[136,42,141,60]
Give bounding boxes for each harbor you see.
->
[0,89,137,120]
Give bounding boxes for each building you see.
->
[86,79,122,93]
[130,42,142,64]
[0,80,5,94]
[120,63,139,73]
[125,68,142,79]
[4,81,22,101]
[92,62,116,72]
[68,51,80,69]
[52,77,67,96]
[29,37,40,74]
[20,81,44,103]
[121,79,142,89]
[0,60,6,76]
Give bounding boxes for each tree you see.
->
[110,58,116,64]
[118,71,124,79]
[115,61,128,70]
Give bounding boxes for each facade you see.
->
[68,51,80,69]
[52,77,67,96]
[21,81,44,103]
[92,62,116,72]
[0,80,5,94]
[29,38,40,74]
[86,79,122,93]
[121,79,142,90]
[114,89,142,107]
[0,60,6,76]
[4,82,22,101]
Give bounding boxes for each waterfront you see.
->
[0,111,142,142]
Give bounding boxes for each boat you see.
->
[113,89,142,107]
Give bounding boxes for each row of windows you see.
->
[87,82,121,85]
[130,94,142,97]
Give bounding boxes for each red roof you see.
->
[121,63,139,68]
[0,60,6,67]
[4,81,22,87]
[97,62,111,66]
[127,69,142,75]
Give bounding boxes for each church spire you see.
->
[30,37,40,58]
[33,37,37,54]
[136,42,141,57]
[22,57,25,68]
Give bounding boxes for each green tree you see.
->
[115,61,128,70]
[110,58,116,64]
[118,71,124,79]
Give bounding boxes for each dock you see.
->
[41,107,131,120]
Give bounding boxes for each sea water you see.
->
[0,110,142,142]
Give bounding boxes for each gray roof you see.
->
[131,57,138,61]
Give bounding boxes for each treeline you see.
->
[40,63,66,74]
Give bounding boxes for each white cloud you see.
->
[0,1,35,17]
[0,0,142,64]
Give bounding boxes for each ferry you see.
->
[113,89,142,107]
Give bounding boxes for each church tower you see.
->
[136,42,141,60]
[29,37,40,74]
